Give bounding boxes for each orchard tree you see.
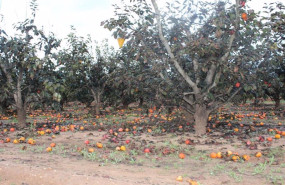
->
[256,2,285,109]
[0,1,60,128]
[58,29,117,115]
[103,0,262,134]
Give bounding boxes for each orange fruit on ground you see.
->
[179,153,185,159]
[234,128,239,132]
[50,143,56,147]
[46,147,52,152]
[19,137,25,142]
[176,176,183,182]
[13,139,19,144]
[185,139,191,145]
[226,151,233,156]
[79,126,84,131]
[188,179,198,185]
[232,155,240,162]
[216,152,222,158]
[267,137,273,142]
[281,131,285,136]
[5,138,11,143]
[275,134,281,139]
[242,155,250,161]
[96,142,103,148]
[210,152,217,158]
[88,148,95,153]
[255,152,262,158]
[120,146,126,151]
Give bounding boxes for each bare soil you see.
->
[1,103,285,185]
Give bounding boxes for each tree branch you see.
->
[220,0,240,63]
[151,0,199,93]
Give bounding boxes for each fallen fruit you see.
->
[210,152,217,158]
[88,148,95,153]
[275,134,281,139]
[46,147,52,152]
[120,145,126,151]
[176,176,183,182]
[255,152,262,158]
[96,142,103,148]
[179,153,185,159]
[144,148,150,153]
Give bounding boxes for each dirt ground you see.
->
[1,104,285,185]
[1,130,285,185]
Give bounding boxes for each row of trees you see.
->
[0,0,284,134]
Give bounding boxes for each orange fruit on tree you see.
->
[255,152,262,158]
[275,134,281,139]
[210,152,217,158]
[179,153,185,159]
[242,12,248,20]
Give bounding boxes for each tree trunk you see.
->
[274,98,280,109]
[139,97,144,107]
[17,107,26,129]
[14,92,26,129]
[91,89,101,115]
[194,104,210,135]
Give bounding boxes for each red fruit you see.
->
[268,83,271,87]
[240,1,245,7]
[185,139,191,145]
[109,129,113,134]
[235,82,241,88]
[229,30,235,35]
[133,131,137,135]
[144,148,150,153]
[125,140,130,144]
[84,140,90,145]
[10,128,15,132]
